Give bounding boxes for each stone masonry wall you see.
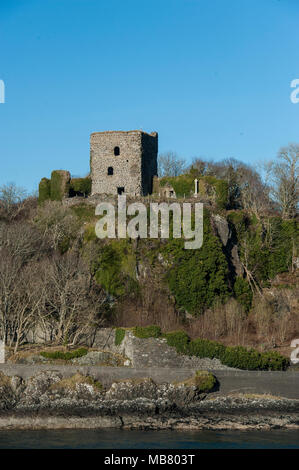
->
[90,130,158,196]
[92,329,234,370]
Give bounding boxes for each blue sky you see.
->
[1,0,299,193]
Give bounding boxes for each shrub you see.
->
[84,224,97,242]
[188,338,289,371]
[260,351,290,371]
[71,204,95,222]
[198,176,229,209]
[234,277,253,312]
[159,175,194,197]
[40,348,88,361]
[188,338,226,360]
[194,370,217,392]
[176,370,217,393]
[115,328,126,346]
[70,177,92,197]
[166,210,230,315]
[164,330,190,353]
[93,245,123,296]
[132,325,162,339]
[222,346,261,370]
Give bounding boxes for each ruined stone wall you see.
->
[90,130,158,196]
[141,132,158,195]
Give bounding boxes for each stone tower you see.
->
[90,130,158,196]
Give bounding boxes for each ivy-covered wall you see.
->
[38,172,91,203]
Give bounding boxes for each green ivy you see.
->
[50,171,70,201]
[115,328,126,346]
[165,210,230,315]
[234,277,253,312]
[70,177,92,197]
[38,178,51,204]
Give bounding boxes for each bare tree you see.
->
[269,144,299,219]
[38,253,106,346]
[0,183,27,221]
[0,247,45,351]
[34,201,81,250]
[158,151,186,177]
[0,222,50,264]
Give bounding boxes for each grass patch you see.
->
[174,370,217,393]
[115,328,126,346]
[50,373,102,391]
[40,348,88,361]
[70,204,96,222]
[132,325,162,339]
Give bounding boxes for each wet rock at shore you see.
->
[0,370,298,430]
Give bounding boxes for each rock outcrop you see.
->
[0,370,298,430]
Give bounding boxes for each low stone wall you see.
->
[92,329,233,370]
[0,365,299,399]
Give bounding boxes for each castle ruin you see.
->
[90,130,158,196]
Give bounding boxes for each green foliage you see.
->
[38,178,51,204]
[229,213,299,283]
[71,204,95,222]
[50,171,69,201]
[227,211,248,238]
[70,177,92,197]
[40,348,88,361]
[93,243,139,297]
[84,224,97,242]
[234,277,253,312]
[159,175,194,197]
[188,338,226,360]
[188,338,289,371]
[194,370,217,392]
[199,176,229,209]
[132,325,162,339]
[165,210,230,315]
[93,244,123,296]
[164,330,190,353]
[125,326,289,370]
[259,351,290,371]
[222,346,262,370]
[265,218,298,278]
[115,328,126,346]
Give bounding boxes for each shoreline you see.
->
[1,396,299,431]
[1,368,299,431]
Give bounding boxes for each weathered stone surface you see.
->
[212,214,231,246]
[106,378,158,401]
[90,130,158,196]
[20,371,63,405]
[0,370,298,430]
[113,330,235,370]
[71,350,130,367]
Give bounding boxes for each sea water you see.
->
[0,429,298,449]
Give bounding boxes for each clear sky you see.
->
[1,0,299,193]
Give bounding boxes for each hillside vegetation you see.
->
[0,147,298,362]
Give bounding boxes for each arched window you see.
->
[114,146,120,156]
[108,167,113,175]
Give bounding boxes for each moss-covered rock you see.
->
[174,370,217,393]
[106,378,157,400]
